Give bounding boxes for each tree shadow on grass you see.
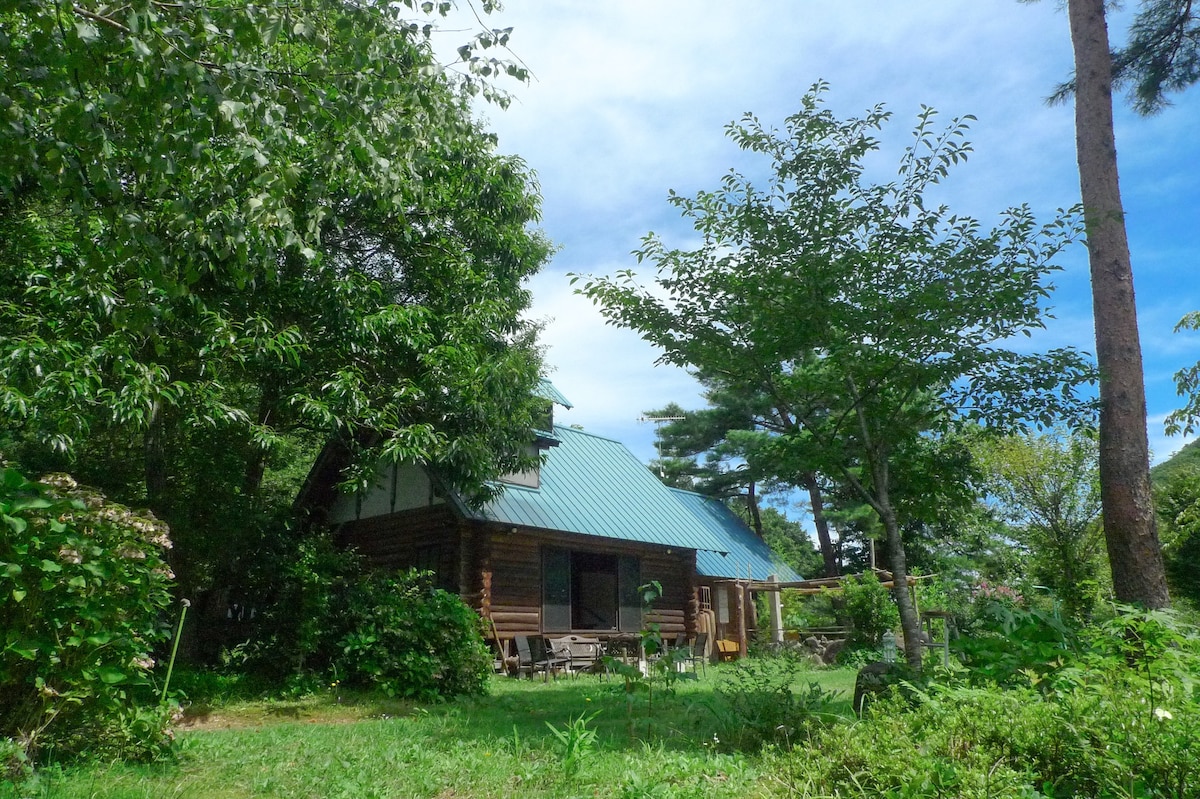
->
[360,672,727,755]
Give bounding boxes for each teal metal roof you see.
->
[471,425,730,552]
[671,489,803,582]
[536,379,573,409]
[471,425,800,581]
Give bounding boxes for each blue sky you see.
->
[447,1,1200,473]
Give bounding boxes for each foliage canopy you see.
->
[575,84,1094,667]
[0,1,552,610]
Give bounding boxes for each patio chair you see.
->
[684,631,708,676]
[531,635,571,678]
[644,631,682,671]
[599,635,639,681]
[514,635,569,681]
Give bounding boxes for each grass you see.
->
[4,663,859,799]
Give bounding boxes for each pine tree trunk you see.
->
[746,480,764,537]
[803,473,840,577]
[1068,0,1170,608]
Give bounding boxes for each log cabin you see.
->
[297,383,799,660]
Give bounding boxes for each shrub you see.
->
[776,667,1199,798]
[0,466,175,763]
[774,687,1053,798]
[243,543,491,702]
[246,534,363,678]
[0,737,29,784]
[840,571,899,647]
[956,590,1078,688]
[335,570,492,701]
[708,649,841,751]
[766,605,1199,797]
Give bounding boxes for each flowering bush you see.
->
[970,579,1024,608]
[957,585,1077,688]
[0,466,176,762]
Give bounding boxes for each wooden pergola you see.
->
[736,568,934,595]
[708,569,940,656]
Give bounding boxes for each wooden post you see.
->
[768,574,783,643]
[478,530,492,619]
[686,557,699,638]
[735,581,747,660]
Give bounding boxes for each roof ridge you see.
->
[666,485,713,499]
[550,423,625,445]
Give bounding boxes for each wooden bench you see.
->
[715,639,740,661]
[548,635,603,674]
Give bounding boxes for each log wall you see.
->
[484,527,694,640]
[336,505,461,589]
[336,509,698,644]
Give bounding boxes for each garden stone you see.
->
[853,661,900,716]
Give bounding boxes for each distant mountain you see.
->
[1151,438,1200,486]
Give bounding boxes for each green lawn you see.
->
[5,665,859,799]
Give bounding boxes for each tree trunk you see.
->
[243,382,279,498]
[746,480,764,537]
[846,377,921,668]
[144,399,168,511]
[803,472,840,577]
[1068,0,1170,608]
[877,494,922,671]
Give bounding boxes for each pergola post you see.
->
[735,582,747,659]
[767,574,783,644]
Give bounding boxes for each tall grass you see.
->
[3,667,858,799]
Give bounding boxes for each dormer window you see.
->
[534,402,554,438]
[499,443,542,488]
[498,379,573,489]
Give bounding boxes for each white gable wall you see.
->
[328,462,442,523]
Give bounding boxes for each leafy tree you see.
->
[575,85,1093,668]
[906,503,1030,614]
[0,2,552,608]
[1048,0,1184,607]
[841,571,900,648]
[1153,467,1200,608]
[973,428,1107,619]
[1167,312,1200,439]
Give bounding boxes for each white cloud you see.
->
[442,1,1200,473]
[526,271,703,461]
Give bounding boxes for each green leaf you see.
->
[74,20,100,42]
[8,496,53,512]
[98,666,128,684]
[11,589,26,602]
[1,514,27,535]
[5,641,38,660]
[218,99,247,122]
